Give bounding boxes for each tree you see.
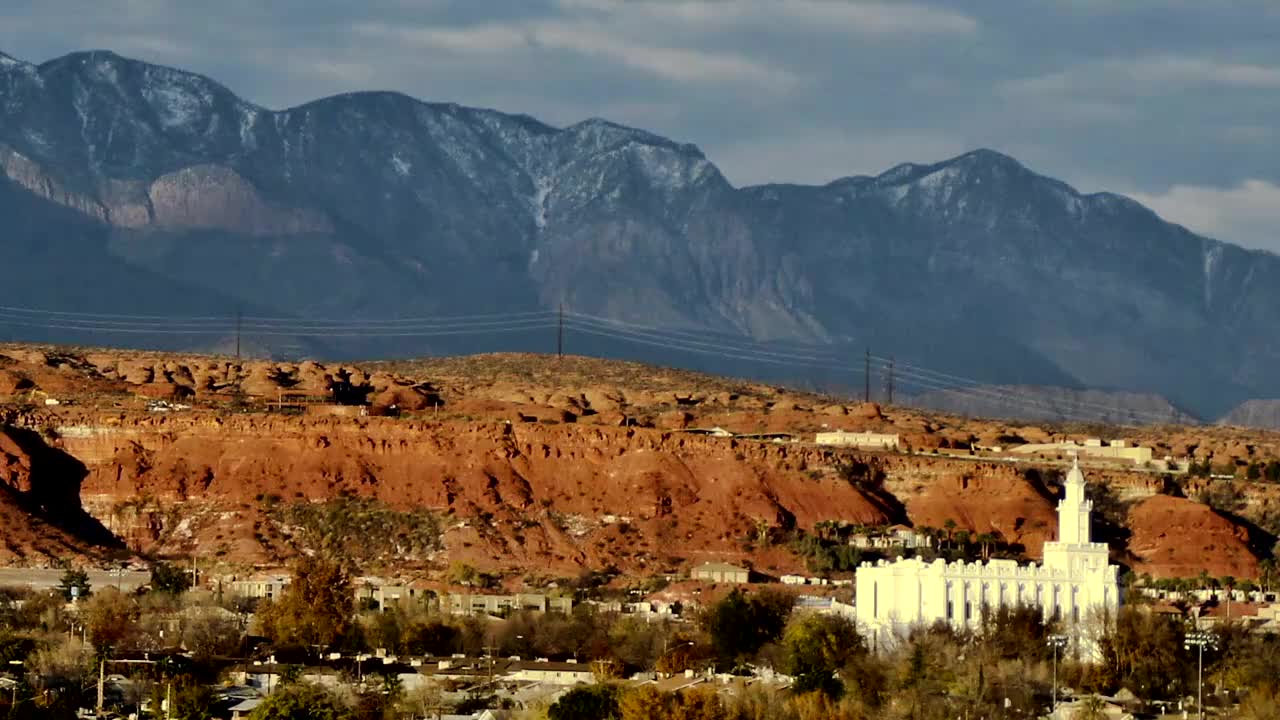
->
[403,620,459,656]
[168,678,216,720]
[248,682,352,720]
[548,684,620,720]
[671,686,725,720]
[0,630,36,665]
[403,683,445,720]
[1237,682,1280,720]
[447,561,479,587]
[1072,695,1109,720]
[83,587,140,656]
[256,556,354,649]
[978,605,1048,663]
[619,686,668,720]
[151,562,193,595]
[1095,607,1187,699]
[976,533,996,561]
[57,568,91,602]
[182,605,243,659]
[781,614,864,698]
[703,589,795,670]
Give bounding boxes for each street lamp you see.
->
[1184,630,1217,720]
[660,639,694,675]
[1047,634,1068,713]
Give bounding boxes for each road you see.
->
[0,567,151,593]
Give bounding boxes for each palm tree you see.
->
[1073,694,1109,720]
[1198,569,1212,592]
[1259,558,1276,594]
[976,533,995,561]
[943,519,957,550]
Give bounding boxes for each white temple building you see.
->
[855,457,1120,652]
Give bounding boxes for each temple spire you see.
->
[1058,454,1092,544]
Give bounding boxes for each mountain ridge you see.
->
[1,48,1278,421]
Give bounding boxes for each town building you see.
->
[357,578,435,611]
[850,525,933,550]
[1007,439,1153,466]
[445,593,572,616]
[814,430,900,450]
[855,457,1120,653]
[509,660,596,685]
[227,575,291,601]
[691,562,750,584]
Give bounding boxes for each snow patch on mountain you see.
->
[238,107,259,149]
[878,163,920,184]
[532,176,552,229]
[139,68,216,131]
[1203,244,1224,307]
[390,153,412,178]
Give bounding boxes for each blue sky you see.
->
[2,0,1279,251]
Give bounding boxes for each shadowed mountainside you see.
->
[2,50,1280,419]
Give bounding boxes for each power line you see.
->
[880,356,1181,423]
[0,304,556,324]
[0,313,559,338]
[864,348,870,403]
[0,301,1190,424]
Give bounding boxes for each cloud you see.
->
[353,19,801,92]
[1127,180,1280,253]
[534,22,802,90]
[559,0,979,36]
[1003,55,1280,99]
[1222,125,1274,144]
[352,23,529,54]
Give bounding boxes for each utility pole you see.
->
[1185,630,1216,720]
[96,657,105,715]
[885,356,896,407]
[557,303,564,360]
[864,348,870,403]
[1047,634,1067,713]
[235,308,242,361]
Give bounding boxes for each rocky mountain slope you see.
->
[1220,400,1280,430]
[1,345,1277,581]
[3,49,1280,419]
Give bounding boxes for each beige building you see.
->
[814,430,900,450]
[510,660,596,685]
[445,592,572,616]
[228,575,290,601]
[1008,439,1152,466]
[358,580,435,611]
[691,562,750,584]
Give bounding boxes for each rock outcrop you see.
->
[1127,495,1260,579]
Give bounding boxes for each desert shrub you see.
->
[272,497,442,566]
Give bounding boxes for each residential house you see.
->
[509,660,596,685]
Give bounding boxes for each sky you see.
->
[2,0,1279,252]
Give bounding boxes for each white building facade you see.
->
[855,458,1119,652]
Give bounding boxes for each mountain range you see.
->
[1,49,1278,422]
